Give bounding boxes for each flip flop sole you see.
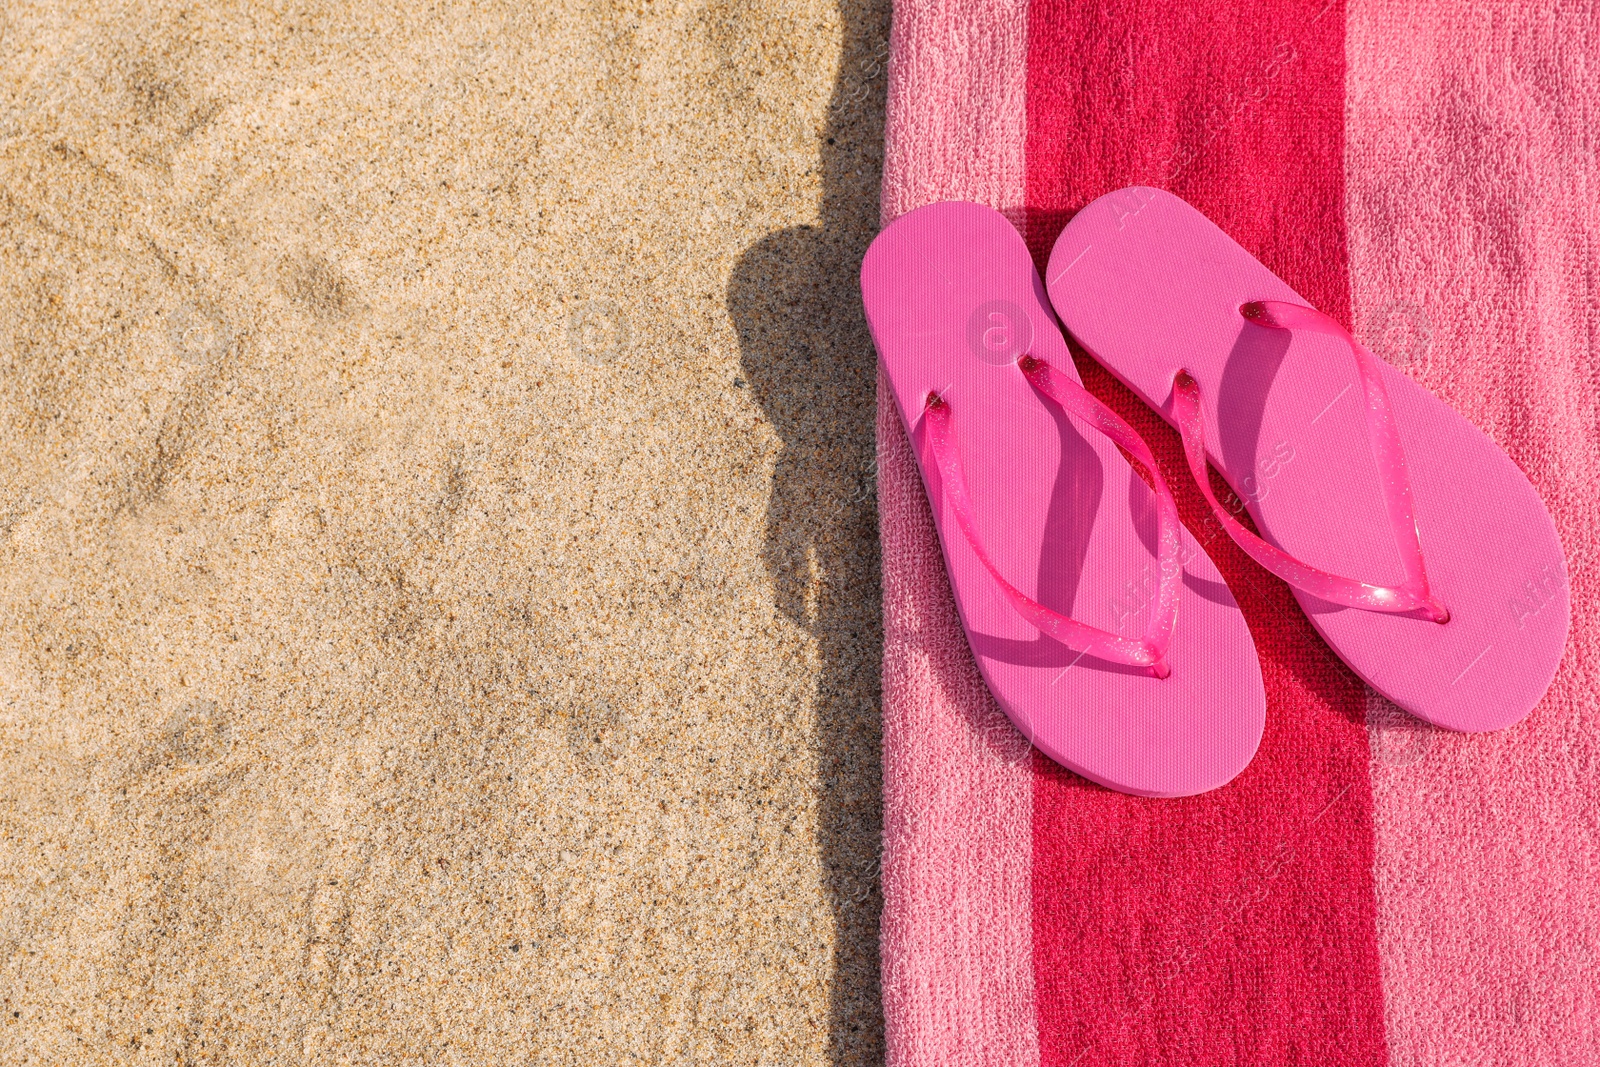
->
[1048,188,1569,733]
[862,201,1265,797]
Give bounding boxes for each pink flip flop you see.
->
[861,201,1265,797]
[1046,187,1569,733]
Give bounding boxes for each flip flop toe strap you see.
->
[922,355,1184,678]
[1170,299,1449,622]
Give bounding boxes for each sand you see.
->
[0,0,889,1061]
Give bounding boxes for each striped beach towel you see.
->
[874,1,1599,1063]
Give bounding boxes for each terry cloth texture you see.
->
[876,1,1599,1065]
[878,4,1036,1066]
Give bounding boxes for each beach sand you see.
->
[0,0,889,1061]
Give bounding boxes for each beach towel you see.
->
[874,1,1599,1063]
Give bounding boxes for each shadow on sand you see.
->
[726,0,893,1061]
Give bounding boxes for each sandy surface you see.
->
[0,0,889,1061]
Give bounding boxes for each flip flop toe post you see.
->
[862,201,1265,797]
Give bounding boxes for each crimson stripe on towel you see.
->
[1022,2,1390,1064]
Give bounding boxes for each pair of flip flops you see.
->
[861,190,1570,798]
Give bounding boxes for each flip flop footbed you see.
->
[1048,188,1569,732]
[862,201,1265,796]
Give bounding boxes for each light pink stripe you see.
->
[876,0,1035,1064]
[1348,1,1600,1062]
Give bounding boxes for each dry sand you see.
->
[0,0,889,1061]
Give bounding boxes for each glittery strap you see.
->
[1170,300,1448,622]
[922,355,1183,678]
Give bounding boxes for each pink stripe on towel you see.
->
[1346,1,1600,1062]
[876,1,1037,1064]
